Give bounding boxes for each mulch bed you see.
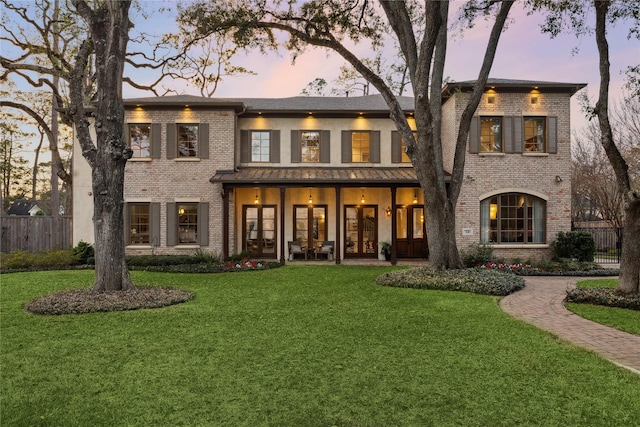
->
[25,287,194,315]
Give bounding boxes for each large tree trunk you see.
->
[71,0,134,292]
[594,0,639,293]
[619,201,640,294]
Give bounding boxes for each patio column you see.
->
[279,186,286,264]
[335,186,341,264]
[222,186,229,261]
[390,186,397,265]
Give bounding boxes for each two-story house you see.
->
[72,78,585,264]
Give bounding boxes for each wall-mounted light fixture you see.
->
[556,175,563,183]
[386,206,392,217]
[466,175,475,182]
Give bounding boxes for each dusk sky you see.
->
[124,1,639,137]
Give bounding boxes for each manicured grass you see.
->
[2,267,639,426]
[566,278,640,336]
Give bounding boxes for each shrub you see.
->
[375,268,525,296]
[125,255,205,267]
[566,287,640,311]
[1,249,78,270]
[230,251,250,262]
[552,231,596,262]
[460,243,498,267]
[72,241,95,265]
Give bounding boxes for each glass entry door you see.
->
[396,206,428,258]
[344,206,377,257]
[294,205,327,250]
[243,205,276,258]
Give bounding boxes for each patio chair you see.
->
[315,241,334,260]
[288,240,307,260]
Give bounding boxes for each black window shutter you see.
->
[320,130,330,163]
[391,131,401,163]
[151,124,162,158]
[150,202,160,247]
[513,116,523,153]
[504,117,514,153]
[291,130,301,163]
[548,116,558,154]
[198,123,209,159]
[370,131,381,163]
[341,130,350,163]
[270,130,280,163]
[198,202,209,246]
[166,124,176,159]
[166,203,176,246]
[240,130,250,162]
[469,117,479,154]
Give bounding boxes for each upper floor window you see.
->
[301,131,320,162]
[342,131,380,163]
[480,117,502,152]
[291,130,330,163]
[178,124,199,157]
[391,131,414,163]
[127,123,161,159]
[166,123,209,160]
[480,193,546,244]
[524,117,546,152]
[240,130,280,163]
[469,116,557,154]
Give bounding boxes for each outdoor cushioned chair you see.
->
[315,241,334,260]
[288,240,307,260]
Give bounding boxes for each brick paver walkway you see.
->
[500,276,640,374]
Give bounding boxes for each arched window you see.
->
[480,193,546,244]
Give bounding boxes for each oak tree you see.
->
[176,0,514,269]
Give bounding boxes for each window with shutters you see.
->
[127,123,161,159]
[125,202,160,246]
[166,123,209,160]
[342,131,380,163]
[166,202,209,247]
[469,116,557,155]
[251,131,270,162]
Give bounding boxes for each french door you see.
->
[344,205,377,258]
[243,205,276,258]
[396,206,428,258]
[293,205,327,249]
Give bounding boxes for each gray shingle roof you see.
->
[443,78,587,96]
[124,94,415,113]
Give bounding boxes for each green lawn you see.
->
[566,278,640,336]
[2,267,639,426]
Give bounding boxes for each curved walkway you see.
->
[500,276,640,374]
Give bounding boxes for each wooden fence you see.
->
[0,216,73,253]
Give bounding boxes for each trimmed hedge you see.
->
[566,287,640,311]
[552,231,596,262]
[375,268,525,296]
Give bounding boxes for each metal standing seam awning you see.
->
[209,167,450,264]
[210,167,430,187]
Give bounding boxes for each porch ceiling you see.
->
[210,167,440,187]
